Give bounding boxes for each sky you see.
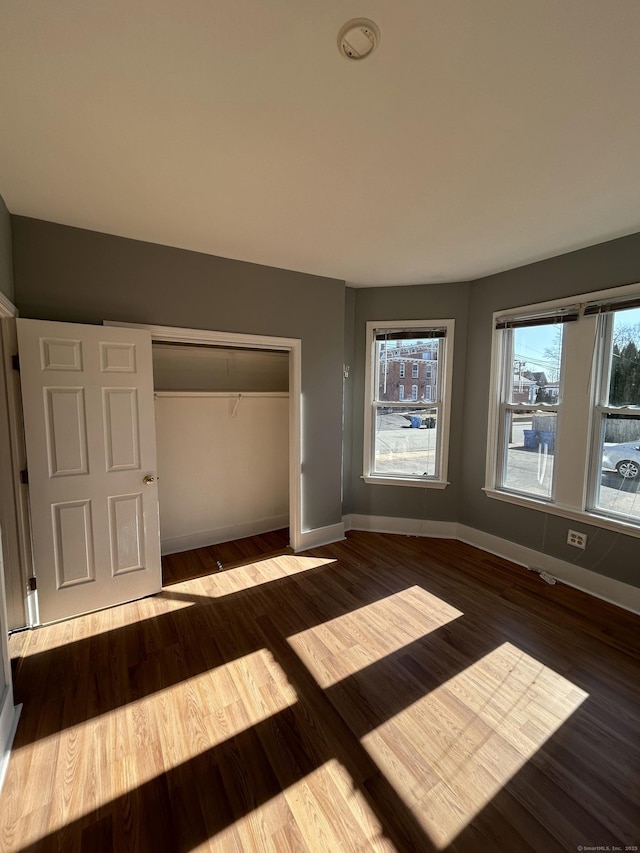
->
[515,307,640,381]
[514,324,562,379]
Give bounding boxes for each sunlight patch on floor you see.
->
[1,649,298,844]
[362,642,589,849]
[13,595,196,656]
[279,759,391,852]
[191,555,337,598]
[196,759,392,853]
[287,586,463,688]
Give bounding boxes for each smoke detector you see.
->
[338,19,380,61]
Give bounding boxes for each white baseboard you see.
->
[343,513,457,539]
[0,696,21,794]
[343,513,640,615]
[294,522,346,552]
[163,509,639,614]
[457,524,640,615]
[161,515,289,555]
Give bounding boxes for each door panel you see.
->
[108,493,145,574]
[52,500,95,587]
[103,388,140,470]
[44,387,89,476]
[17,319,161,624]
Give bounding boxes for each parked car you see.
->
[602,441,640,479]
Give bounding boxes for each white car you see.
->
[602,441,640,479]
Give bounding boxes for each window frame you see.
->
[586,309,640,523]
[485,282,640,538]
[363,318,455,489]
[494,317,566,503]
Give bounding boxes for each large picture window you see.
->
[487,285,640,535]
[363,319,454,487]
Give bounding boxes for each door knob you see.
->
[143,475,156,485]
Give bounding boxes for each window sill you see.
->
[362,475,449,489]
[483,487,640,539]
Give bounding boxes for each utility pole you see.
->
[513,359,526,392]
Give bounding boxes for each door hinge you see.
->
[12,353,20,371]
[28,576,37,591]
[20,468,28,485]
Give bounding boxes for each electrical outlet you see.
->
[567,529,587,549]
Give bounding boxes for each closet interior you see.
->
[152,342,290,555]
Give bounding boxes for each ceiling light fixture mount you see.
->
[338,19,380,61]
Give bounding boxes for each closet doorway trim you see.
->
[104,322,302,552]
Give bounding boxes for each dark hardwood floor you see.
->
[3,530,639,851]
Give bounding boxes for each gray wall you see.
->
[0,195,13,303]
[460,232,640,589]
[11,211,640,590]
[12,216,345,535]
[345,282,470,522]
[345,232,640,591]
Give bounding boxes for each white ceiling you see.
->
[1,1,640,287]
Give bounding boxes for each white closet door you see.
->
[17,319,161,624]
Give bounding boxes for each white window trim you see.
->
[363,318,454,489]
[485,281,640,537]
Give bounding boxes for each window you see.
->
[364,319,455,487]
[399,363,405,378]
[589,303,640,525]
[487,285,640,534]
[496,316,566,500]
[412,363,419,379]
